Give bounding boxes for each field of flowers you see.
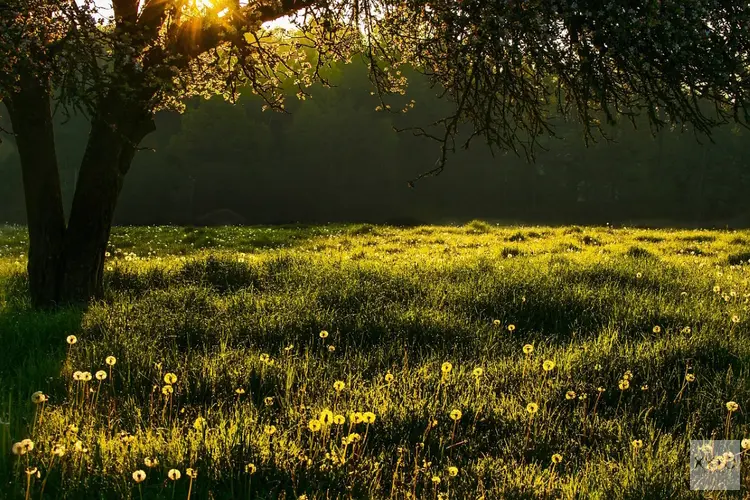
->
[0,221,749,498]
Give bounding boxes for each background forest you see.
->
[2,59,749,227]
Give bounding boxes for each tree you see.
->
[2,0,750,307]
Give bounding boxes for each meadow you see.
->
[0,221,749,499]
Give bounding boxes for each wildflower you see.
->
[168,469,181,480]
[732,315,740,323]
[618,379,630,390]
[441,362,452,374]
[144,457,159,467]
[652,325,661,334]
[641,385,649,391]
[73,371,82,381]
[105,356,117,366]
[431,476,441,484]
[31,391,47,404]
[594,364,602,371]
[235,388,245,395]
[473,367,484,377]
[363,412,376,424]
[450,409,462,421]
[623,370,633,380]
[713,285,721,293]
[95,370,107,381]
[385,372,394,383]
[551,453,562,464]
[448,466,458,477]
[264,425,277,436]
[333,415,345,425]
[308,419,322,432]
[319,409,334,425]
[11,442,24,455]
[186,468,197,478]
[20,439,34,452]
[493,319,501,326]
[164,373,177,384]
[246,463,257,474]
[542,360,556,372]
[565,391,576,400]
[632,439,643,449]
[51,444,65,457]
[25,467,38,476]
[685,374,696,382]
[523,344,534,355]
[66,335,77,345]
[526,403,539,415]
[81,372,92,382]
[264,396,274,406]
[162,385,173,395]
[741,438,750,450]
[319,330,329,339]
[73,440,86,453]
[726,401,739,412]
[193,417,207,430]
[349,412,364,424]
[132,470,146,483]
[259,353,270,363]
[682,326,692,334]
[508,324,516,332]
[328,345,336,352]
[597,387,606,393]
[333,380,345,392]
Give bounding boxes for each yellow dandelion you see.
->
[385,372,394,383]
[363,412,376,424]
[526,403,539,415]
[235,388,245,395]
[264,425,277,436]
[333,380,345,392]
[685,373,696,382]
[319,330,329,339]
[81,371,92,382]
[632,439,643,449]
[73,371,82,381]
[52,444,65,457]
[431,476,441,484]
[319,409,334,425]
[333,414,345,425]
[349,412,364,424]
[308,419,322,432]
[246,463,257,474]
[11,442,24,455]
[144,457,159,467]
[472,367,484,377]
[597,386,606,393]
[259,353,270,363]
[741,438,750,450]
[713,285,721,293]
[542,360,556,372]
[641,385,649,391]
[551,453,563,464]
[66,335,77,345]
[636,272,642,278]
[95,370,107,381]
[493,319,501,326]
[508,324,516,332]
[732,315,740,323]
[623,370,633,380]
[652,325,661,333]
[523,344,534,355]
[618,379,630,390]
[20,439,33,452]
[186,468,197,478]
[441,362,452,374]
[164,373,177,384]
[132,470,146,483]
[105,356,117,366]
[682,326,692,334]
[31,391,47,404]
[328,345,336,352]
[565,390,576,400]
[447,466,458,477]
[449,409,462,421]
[726,401,739,412]
[264,396,274,406]
[193,417,207,430]
[168,469,181,481]
[162,385,173,395]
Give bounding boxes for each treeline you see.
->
[2,59,750,227]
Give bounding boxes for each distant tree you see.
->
[2,0,750,306]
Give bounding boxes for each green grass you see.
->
[1,223,749,498]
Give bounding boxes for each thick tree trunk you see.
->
[60,99,154,304]
[3,73,66,308]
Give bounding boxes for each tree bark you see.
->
[3,73,66,308]
[60,98,154,304]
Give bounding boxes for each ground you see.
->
[0,222,749,498]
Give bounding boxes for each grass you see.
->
[0,222,749,498]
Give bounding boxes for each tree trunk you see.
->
[3,73,66,308]
[60,99,154,304]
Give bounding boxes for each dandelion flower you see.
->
[741,438,750,450]
[328,345,336,352]
[565,391,576,400]
[31,391,47,404]
[132,470,146,483]
[441,362,452,374]
[319,409,334,425]
[73,371,82,381]
[264,425,277,436]
[51,444,65,457]
[551,453,562,464]
[597,386,606,393]
[186,468,197,478]
[636,272,642,278]
[493,319,501,326]
[631,439,643,449]
[523,344,534,355]
[333,415,345,425]
[641,385,649,391]
[449,409,462,421]
[682,326,692,334]
[264,396,274,406]
[162,385,173,395]
[618,379,630,390]
[526,403,539,415]
[105,356,117,366]
[623,370,633,380]
[726,401,739,412]
[447,466,458,477]
[349,412,364,424]
[333,380,345,392]
[308,419,322,432]
[73,440,85,453]
[472,367,484,377]
[508,324,516,332]
[685,374,695,382]
[652,325,661,333]
[11,442,24,455]
[259,353,270,363]
[385,372,394,383]
[542,360,556,372]
[95,370,107,381]
[193,417,207,430]
[319,330,329,339]
[81,372,92,382]
[168,469,181,480]
[20,439,34,452]
[164,373,177,384]
[246,463,257,474]
[431,476,441,484]
[732,315,740,323]
[144,457,159,467]
[363,412,376,424]
[66,335,77,345]
[235,388,245,395]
